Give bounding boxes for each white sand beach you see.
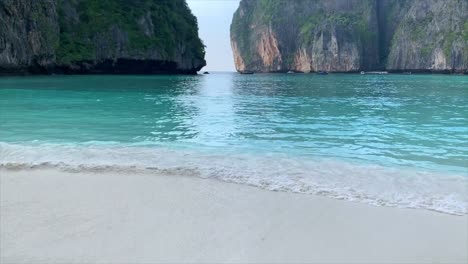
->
[1,168,467,263]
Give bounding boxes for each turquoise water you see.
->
[1,73,467,214]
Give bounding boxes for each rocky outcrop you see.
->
[230,0,379,73]
[0,0,206,74]
[383,0,467,72]
[231,0,467,73]
[0,0,59,74]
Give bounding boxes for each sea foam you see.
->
[1,142,466,215]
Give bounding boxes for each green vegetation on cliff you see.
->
[231,0,467,73]
[385,0,467,71]
[57,0,205,64]
[0,0,205,74]
[231,0,380,72]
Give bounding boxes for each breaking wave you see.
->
[1,142,467,215]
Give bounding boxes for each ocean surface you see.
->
[1,73,467,214]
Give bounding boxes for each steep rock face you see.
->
[0,0,59,73]
[0,0,206,74]
[231,0,379,73]
[231,0,467,73]
[384,0,467,72]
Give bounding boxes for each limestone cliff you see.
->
[0,0,206,74]
[383,0,467,72]
[0,0,59,74]
[231,0,467,73]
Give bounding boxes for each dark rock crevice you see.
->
[54,59,201,75]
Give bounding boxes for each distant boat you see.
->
[240,71,254,74]
[287,71,295,74]
[203,71,210,74]
[317,71,329,75]
[361,71,388,75]
[403,72,412,75]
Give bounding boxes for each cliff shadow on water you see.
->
[230,0,468,74]
[0,0,206,75]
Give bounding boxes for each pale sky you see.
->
[187,0,241,72]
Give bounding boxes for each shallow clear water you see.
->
[1,73,467,214]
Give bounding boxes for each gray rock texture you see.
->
[231,0,467,73]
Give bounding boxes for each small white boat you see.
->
[374,71,388,75]
[361,71,388,75]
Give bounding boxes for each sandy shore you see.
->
[1,168,467,263]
